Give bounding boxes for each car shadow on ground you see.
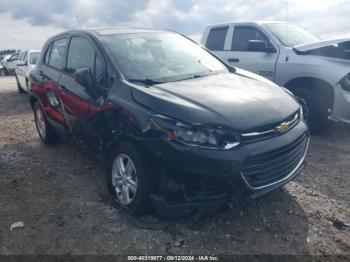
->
[157,188,310,255]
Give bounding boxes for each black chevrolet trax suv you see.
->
[29,28,309,217]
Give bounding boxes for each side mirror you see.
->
[247,40,276,53]
[74,68,94,90]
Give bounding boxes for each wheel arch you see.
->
[284,77,334,111]
[29,94,39,109]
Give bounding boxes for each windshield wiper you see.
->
[128,78,164,86]
[175,72,219,82]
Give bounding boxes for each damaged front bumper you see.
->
[144,121,309,219]
[151,160,306,219]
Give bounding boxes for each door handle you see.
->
[60,85,67,90]
[228,58,240,63]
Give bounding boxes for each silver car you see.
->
[0,52,20,76]
[15,50,40,93]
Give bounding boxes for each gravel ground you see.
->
[0,76,349,256]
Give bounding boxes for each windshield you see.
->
[264,23,320,47]
[104,32,228,83]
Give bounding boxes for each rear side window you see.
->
[66,36,106,85]
[231,27,269,51]
[48,38,68,69]
[206,27,228,51]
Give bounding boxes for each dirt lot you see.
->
[0,76,350,256]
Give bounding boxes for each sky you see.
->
[0,0,349,50]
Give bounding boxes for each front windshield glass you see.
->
[104,32,228,82]
[30,52,40,64]
[264,23,320,47]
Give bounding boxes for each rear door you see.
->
[40,37,69,131]
[226,26,279,81]
[59,35,108,152]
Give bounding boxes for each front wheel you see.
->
[293,88,328,133]
[33,102,60,145]
[107,142,155,216]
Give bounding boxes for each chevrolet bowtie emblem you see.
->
[276,122,290,134]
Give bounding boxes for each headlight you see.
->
[150,115,240,150]
[340,73,350,92]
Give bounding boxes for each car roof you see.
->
[50,27,171,40]
[89,27,169,36]
[206,21,288,27]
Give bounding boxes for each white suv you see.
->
[201,22,350,131]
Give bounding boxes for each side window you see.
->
[48,38,68,69]
[94,54,105,86]
[44,44,52,65]
[206,27,229,51]
[18,52,24,61]
[67,37,95,73]
[231,27,269,51]
[66,36,106,85]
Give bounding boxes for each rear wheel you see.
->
[107,142,155,216]
[33,102,60,145]
[15,74,25,93]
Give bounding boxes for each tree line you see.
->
[0,49,20,55]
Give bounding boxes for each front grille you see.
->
[241,110,301,144]
[242,133,309,189]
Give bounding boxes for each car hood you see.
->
[294,37,350,60]
[131,72,299,131]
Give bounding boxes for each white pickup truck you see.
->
[201,22,350,131]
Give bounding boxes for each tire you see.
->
[107,142,155,216]
[33,102,60,145]
[0,68,7,76]
[293,88,328,133]
[15,74,25,93]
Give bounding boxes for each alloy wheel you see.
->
[35,108,46,138]
[112,154,138,205]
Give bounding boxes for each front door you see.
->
[225,26,279,81]
[59,35,108,153]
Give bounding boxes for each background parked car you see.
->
[15,49,40,93]
[201,22,350,132]
[0,54,12,76]
[0,52,21,76]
